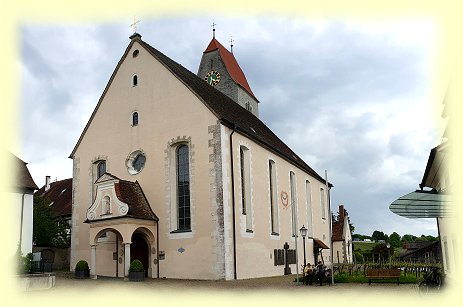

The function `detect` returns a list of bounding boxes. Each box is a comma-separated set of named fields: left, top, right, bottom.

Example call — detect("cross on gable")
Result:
left=211, top=20, right=217, bottom=38
left=130, top=16, right=141, bottom=33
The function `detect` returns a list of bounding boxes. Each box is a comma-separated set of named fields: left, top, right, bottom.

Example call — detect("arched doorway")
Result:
left=130, top=233, right=149, bottom=277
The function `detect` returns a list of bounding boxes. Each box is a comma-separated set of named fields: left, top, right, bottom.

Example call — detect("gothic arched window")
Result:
left=176, top=145, right=190, bottom=231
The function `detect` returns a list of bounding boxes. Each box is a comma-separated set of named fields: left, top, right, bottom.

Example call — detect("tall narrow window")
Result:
left=132, top=112, right=139, bottom=126
left=132, top=74, right=138, bottom=87
left=320, top=188, right=326, bottom=219
left=97, top=161, right=106, bottom=178
left=240, top=148, right=247, bottom=215
left=240, top=146, right=252, bottom=232
left=305, top=180, right=313, bottom=237
left=290, top=171, right=297, bottom=236
left=177, top=145, right=190, bottom=231
left=269, top=160, right=278, bottom=234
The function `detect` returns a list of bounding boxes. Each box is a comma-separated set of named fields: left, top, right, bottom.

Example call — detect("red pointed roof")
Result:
left=204, top=38, right=257, bottom=100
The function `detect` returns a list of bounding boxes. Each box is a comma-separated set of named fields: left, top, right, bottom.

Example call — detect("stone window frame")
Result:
left=126, top=149, right=146, bottom=175
left=305, top=179, right=313, bottom=238
left=239, top=144, right=253, bottom=234
left=166, top=136, right=195, bottom=239
left=268, top=159, right=279, bottom=236
left=320, top=187, right=326, bottom=220
left=91, top=157, right=108, bottom=202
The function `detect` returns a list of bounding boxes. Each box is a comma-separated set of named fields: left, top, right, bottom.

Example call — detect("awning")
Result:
left=389, top=190, right=452, bottom=218
left=313, top=238, right=329, bottom=249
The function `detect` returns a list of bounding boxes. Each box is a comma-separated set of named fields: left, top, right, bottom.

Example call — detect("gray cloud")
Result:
left=19, top=16, right=439, bottom=237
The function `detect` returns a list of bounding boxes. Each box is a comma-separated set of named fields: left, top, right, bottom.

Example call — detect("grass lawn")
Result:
left=296, top=273, right=418, bottom=284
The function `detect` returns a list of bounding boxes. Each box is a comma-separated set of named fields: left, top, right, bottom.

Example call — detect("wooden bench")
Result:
left=366, top=268, right=401, bottom=285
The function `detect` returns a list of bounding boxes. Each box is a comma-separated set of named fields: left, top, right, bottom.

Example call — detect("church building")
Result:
left=69, top=30, right=332, bottom=280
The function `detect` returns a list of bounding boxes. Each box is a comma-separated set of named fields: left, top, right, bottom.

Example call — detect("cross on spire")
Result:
left=230, top=36, right=234, bottom=53
left=211, top=20, right=217, bottom=38
left=130, top=16, right=141, bottom=34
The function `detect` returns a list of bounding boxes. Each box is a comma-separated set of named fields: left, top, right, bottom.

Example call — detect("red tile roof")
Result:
left=332, top=221, right=344, bottom=241
left=204, top=38, right=257, bottom=100
left=35, top=178, right=72, bottom=218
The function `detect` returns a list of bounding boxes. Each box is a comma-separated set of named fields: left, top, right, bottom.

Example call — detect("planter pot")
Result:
left=129, top=271, right=145, bottom=281
left=75, top=269, right=90, bottom=279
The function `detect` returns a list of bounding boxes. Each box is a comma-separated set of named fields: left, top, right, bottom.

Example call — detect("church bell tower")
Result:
left=197, top=28, right=259, bottom=117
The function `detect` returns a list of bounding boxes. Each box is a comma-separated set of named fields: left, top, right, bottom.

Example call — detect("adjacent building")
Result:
left=10, top=153, right=38, bottom=255
left=332, top=205, right=353, bottom=264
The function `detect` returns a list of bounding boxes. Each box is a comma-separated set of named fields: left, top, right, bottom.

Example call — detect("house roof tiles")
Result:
left=35, top=178, right=72, bottom=218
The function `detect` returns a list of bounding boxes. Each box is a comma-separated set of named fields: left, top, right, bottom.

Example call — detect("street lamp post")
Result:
left=300, top=225, right=308, bottom=268
left=386, top=243, right=391, bottom=268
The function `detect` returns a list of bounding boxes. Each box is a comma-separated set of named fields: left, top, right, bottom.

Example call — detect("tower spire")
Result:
left=211, top=20, right=217, bottom=38
left=230, top=36, right=234, bottom=54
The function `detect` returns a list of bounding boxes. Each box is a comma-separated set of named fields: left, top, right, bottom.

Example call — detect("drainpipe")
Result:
left=19, top=192, right=27, bottom=255
left=116, top=237, right=119, bottom=277
left=436, top=217, right=444, bottom=272
left=325, top=170, right=334, bottom=285
left=157, top=222, right=160, bottom=278
left=229, top=124, right=237, bottom=280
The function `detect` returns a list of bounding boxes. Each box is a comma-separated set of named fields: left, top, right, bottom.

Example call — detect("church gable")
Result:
left=86, top=175, right=128, bottom=221
left=86, top=173, right=158, bottom=222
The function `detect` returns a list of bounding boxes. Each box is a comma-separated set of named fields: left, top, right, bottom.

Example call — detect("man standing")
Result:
left=315, top=261, right=326, bottom=286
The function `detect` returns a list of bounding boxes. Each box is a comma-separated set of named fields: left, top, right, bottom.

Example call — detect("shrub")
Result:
left=17, top=252, right=33, bottom=274
left=129, top=259, right=144, bottom=272
left=75, top=260, right=89, bottom=271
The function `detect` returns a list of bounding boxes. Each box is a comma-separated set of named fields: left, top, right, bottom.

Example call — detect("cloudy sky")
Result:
left=17, top=15, right=442, bottom=237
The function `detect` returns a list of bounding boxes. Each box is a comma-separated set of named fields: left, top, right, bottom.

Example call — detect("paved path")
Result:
left=16, top=272, right=452, bottom=307
left=29, top=271, right=422, bottom=294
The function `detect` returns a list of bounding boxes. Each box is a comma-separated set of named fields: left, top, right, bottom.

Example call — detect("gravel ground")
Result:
left=16, top=272, right=453, bottom=307
left=40, top=271, right=422, bottom=294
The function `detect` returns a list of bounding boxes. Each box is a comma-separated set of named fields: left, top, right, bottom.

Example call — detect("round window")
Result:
left=126, top=150, right=146, bottom=174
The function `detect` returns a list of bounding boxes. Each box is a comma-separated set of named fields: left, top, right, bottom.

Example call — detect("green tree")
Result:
left=33, top=196, right=71, bottom=247
left=371, top=230, right=387, bottom=242
left=401, top=234, right=417, bottom=243
left=389, top=232, right=402, bottom=248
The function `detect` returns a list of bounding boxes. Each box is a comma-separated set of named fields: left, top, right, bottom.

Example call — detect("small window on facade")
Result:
left=126, top=150, right=146, bottom=175
left=132, top=49, right=139, bottom=58
left=132, top=112, right=139, bottom=126
left=97, top=161, right=106, bottom=178
left=132, top=74, right=138, bottom=87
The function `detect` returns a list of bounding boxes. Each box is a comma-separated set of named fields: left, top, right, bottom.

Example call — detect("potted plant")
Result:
left=129, top=259, right=144, bottom=281
left=75, top=260, right=90, bottom=279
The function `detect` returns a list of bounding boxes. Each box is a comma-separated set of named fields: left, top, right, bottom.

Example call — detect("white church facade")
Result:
left=69, top=32, right=332, bottom=280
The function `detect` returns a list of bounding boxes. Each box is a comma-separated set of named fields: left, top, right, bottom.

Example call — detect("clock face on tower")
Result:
left=205, top=70, right=221, bottom=86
